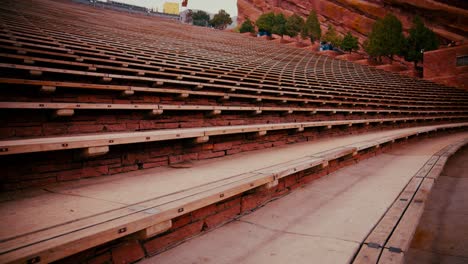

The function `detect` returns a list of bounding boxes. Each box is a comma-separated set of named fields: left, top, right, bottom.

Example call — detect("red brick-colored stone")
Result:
left=191, top=204, right=217, bottom=221
left=104, top=124, right=127, bottom=132
left=240, top=142, right=263, bottom=152
left=216, top=196, right=241, bottom=211
left=213, top=142, right=233, bottom=151
left=15, top=126, right=43, bottom=137
left=171, top=214, right=192, bottom=230
left=204, top=204, right=241, bottom=229
left=240, top=191, right=271, bottom=213
left=42, top=123, right=67, bottom=135
left=144, top=221, right=203, bottom=255
left=283, top=175, right=297, bottom=188
left=111, top=240, right=144, bottom=264
left=226, top=147, right=242, bottom=155
left=67, top=124, right=104, bottom=134
left=169, top=153, right=198, bottom=164
left=108, top=165, right=139, bottom=174
left=85, top=158, right=121, bottom=167
left=198, top=150, right=225, bottom=160
left=87, top=252, right=111, bottom=264
left=142, top=157, right=168, bottom=169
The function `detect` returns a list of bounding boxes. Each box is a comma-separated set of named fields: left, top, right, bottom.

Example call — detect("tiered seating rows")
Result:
left=1, top=116, right=466, bottom=156
left=2, top=101, right=465, bottom=116
left=0, top=16, right=468, bottom=105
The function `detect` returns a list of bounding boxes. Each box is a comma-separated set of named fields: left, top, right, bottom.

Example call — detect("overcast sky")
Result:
left=113, top=0, right=238, bottom=16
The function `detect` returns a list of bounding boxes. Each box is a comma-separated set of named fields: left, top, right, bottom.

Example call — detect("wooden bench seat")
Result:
left=3, top=76, right=466, bottom=112
left=1, top=101, right=465, bottom=117
left=0, top=118, right=466, bottom=156
left=0, top=33, right=62, bottom=48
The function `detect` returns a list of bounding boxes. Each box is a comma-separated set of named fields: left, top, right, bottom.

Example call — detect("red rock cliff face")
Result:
left=238, top=0, right=468, bottom=44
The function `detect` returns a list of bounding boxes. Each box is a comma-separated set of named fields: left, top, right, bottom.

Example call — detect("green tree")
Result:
left=255, top=12, right=276, bottom=34
left=272, top=13, right=287, bottom=37
left=364, top=14, right=405, bottom=62
left=403, top=16, right=439, bottom=67
left=285, top=14, right=304, bottom=38
left=322, top=25, right=342, bottom=47
left=302, top=10, right=321, bottom=42
left=209, top=9, right=233, bottom=30
left=192, top=10, right=210, bottom=27
left=340, top=32, right=359, bottom=52
left=239, top=18, right=255, bottom=33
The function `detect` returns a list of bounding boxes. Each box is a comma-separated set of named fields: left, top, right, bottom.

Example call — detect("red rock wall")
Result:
left=237, top=0, right=468, bottom=44
left=424, top=44, right=468, bottom=90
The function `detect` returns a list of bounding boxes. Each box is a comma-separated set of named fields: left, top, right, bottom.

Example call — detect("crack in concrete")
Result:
left=237, top=219, right=360, bottom=244
left=42, top=188, right=128, bottom=206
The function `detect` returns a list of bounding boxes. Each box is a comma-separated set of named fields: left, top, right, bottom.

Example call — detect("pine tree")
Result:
left=340, top=32, right=359, bottom=53
left=239, top=18, right=255, bottom=33
left=285, top=14, right=304, bottom=38
left=272, top=13, right=287, bottom=37
left=403, top=16, right=439, bottom=67
left=302, top=10, right=321, bottom=42
left=364, top=14, right=405, bottom=62
left=255, top=12, right=276, bottom=34
left=322, top=25, right=342, bottom=47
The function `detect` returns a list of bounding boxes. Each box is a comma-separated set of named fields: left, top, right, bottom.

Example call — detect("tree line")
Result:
left=188, top=9, right=232, bottom=30
left=240, top=11, right=439, bottom=66
left=240, top=11, right=359, bottom=53
left=365, top=14, right=438, bottom=67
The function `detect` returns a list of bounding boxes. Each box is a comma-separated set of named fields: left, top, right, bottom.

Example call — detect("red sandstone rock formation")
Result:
left=237, top=0, right=468, bottom=45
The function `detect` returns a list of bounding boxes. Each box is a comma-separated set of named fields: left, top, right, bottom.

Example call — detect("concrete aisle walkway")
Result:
left=405, top=145, right=468, bottom=264
left=142, top=133, right=468, bottom=264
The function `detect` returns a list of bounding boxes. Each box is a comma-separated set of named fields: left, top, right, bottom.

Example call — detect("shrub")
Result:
left=322, top=25, right=342, bottom=47
left=340, top=32, right=359, bottom=52
left=239, top=18, right=255, bottom=33
left=285, top=14, right=304, bottom=38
